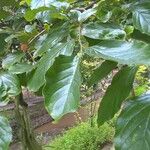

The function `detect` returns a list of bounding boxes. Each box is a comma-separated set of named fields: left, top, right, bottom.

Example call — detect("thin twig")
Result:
left=28, top=29, right=45, bottom=45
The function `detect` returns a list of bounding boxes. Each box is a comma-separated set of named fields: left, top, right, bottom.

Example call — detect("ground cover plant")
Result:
left=46, top=121, right=114, bottom=150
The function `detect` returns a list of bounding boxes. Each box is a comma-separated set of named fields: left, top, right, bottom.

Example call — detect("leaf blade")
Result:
left=0, top=116, right=12, bottom=150
left=97, top=66, right=137, bottom=125
left=114, top=94, right=150, bottom=150
left=43, top=55, right=81, bottom=120
left=82, top=23, right=126, bottom=40
left=132, top=2, right=150, bottom=35
left=88, top=60, right=117, bottom=87
left=86, top=40, right=150, bottom=65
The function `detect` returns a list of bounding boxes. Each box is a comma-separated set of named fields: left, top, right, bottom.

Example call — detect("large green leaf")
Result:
left=27, top=44, right=64, bottom=92
left=86, top=40, right=150, bottom=65
left=2, top=52, right=25, bottom=69
left=132, top=2, right=150, bottom=35
left=115, top=94, right=150, bottom=150
left=88, top=60, right=117, bottom=87
left=97, top=66, right=137, bottom=125
left=43, top=55, right=81, bottom=120
left=0, top=116, right=12, bottom=150
left=33, top=24, right=69, bottom=57
left=82, top=23, right=126, bottom=40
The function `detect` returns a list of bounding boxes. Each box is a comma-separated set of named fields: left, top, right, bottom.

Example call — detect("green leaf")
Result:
left=60, top=39, right=75, bottom=56
left=88, top=61, right=117, bottom=87
left=2, top=52, right=25, bottom=69
left=17, top=73, right=27, bottom=87
left=22, top=0, right=31, bottom=5
left=115, top=94, right=150, bottom=150
left=0, top=72, right=21, bottom=104
left=30, top=0, right=55, bottom=9
left=43, top=55, right=81, bottom=120
left=27, top=44, right=64, bottom=92
left=132, top=2, right=150, bottom=35
left=131, top=29, right=150, bottom=43
left=78, top=8, right=96, bottom=22
left=86, top=40, right=150, bottom=65
left=0, top=34, right=8, bottom=56
left=82, top=23, right=126, bottom=40
left=97, top=10, right=112, bottom=23
left=0, top=72, right=21, bottom=96
left=97, top=66, right=137, bottom=125
left=8, top=63, right=34, bottom=74
left=24, top=24, right=36, bottom=33
left=0, top=116, right=12, bottom=150
left=24, top=7, right=51, bottom=22
left=30, top=0, right=69, bottom=9
left=34, top=24, right=69, bottom=57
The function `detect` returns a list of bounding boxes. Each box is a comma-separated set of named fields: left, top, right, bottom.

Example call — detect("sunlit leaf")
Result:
left=43, top=55, right=81, bottom=120
left=86, top=40, right=150, bottom=65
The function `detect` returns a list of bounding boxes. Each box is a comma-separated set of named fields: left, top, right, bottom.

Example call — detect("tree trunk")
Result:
left=15, top=93, right=42, bottom=150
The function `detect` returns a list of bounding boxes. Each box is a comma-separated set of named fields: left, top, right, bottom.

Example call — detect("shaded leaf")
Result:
left=97, top=66, right=137, bottom=125
left=43, top=56, right=81, bottom=120
left=115, top=94, right=150, bottom=150
left=88, top=61, right=117, bottom=87
left=86, top=40, right=150, bottom=65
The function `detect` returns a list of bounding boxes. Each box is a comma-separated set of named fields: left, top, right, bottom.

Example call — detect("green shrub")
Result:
left=135, top=66, right=149, bottom=95
left=45, top=122, right=114, bottom=150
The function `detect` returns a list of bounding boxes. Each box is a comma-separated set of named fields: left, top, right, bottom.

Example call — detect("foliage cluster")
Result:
left=0, top=0, right=150, bottom=149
